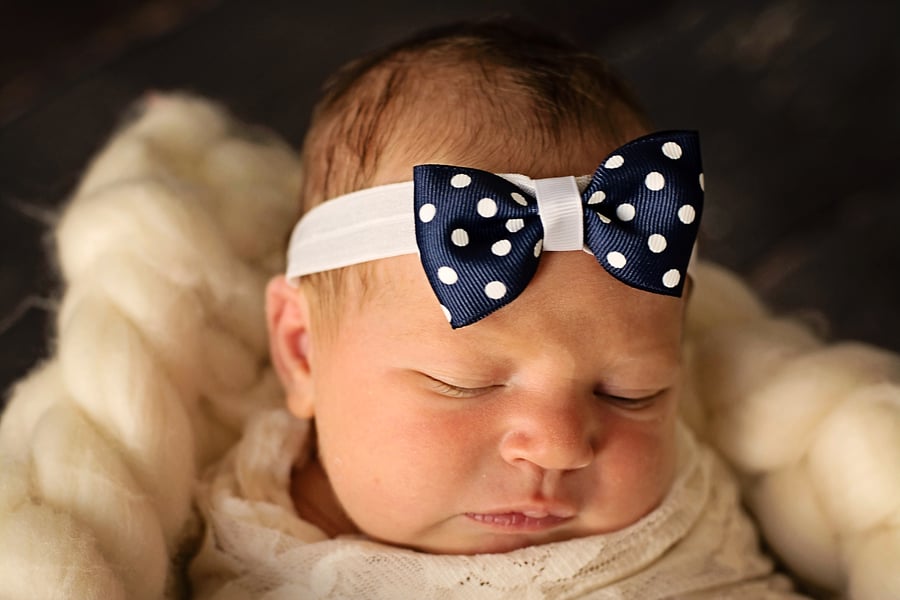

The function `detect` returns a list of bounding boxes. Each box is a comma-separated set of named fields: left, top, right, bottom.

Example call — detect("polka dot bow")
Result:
left=413, top=130, right=704, bottom=328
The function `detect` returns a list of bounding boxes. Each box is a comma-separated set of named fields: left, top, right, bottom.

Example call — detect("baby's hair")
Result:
left=296, top=18, right=653, bottom=326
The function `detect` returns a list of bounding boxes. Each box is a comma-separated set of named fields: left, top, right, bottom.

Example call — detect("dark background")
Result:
left=2, top=0, right=898, bottom=408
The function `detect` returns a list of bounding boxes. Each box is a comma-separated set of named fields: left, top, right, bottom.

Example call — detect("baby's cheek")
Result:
left=315, top=405, right=459, bottom=521
left=603, top=412, right=678, bottom=510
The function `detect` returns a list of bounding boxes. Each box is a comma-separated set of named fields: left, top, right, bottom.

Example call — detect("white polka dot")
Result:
left=663, top=269, right=681, bottom=288
left=605, top=155, right=624, bottom=169
left=477, top=197, right=498, bottom=218
left=418, top=203, right=436, bottom=223
left=606, top=251, right=627, bottom=268
left=491, top=239, right=512, bottom=256
left=451, top=228, right=469, bottom=246
left=662, top=141, right=683, bottom=159
left=587, top=190, right=606, bottom=204
left=484, top=281, right=507, bottom=300
left=506, top=218, right=525, bottom=233
left=645, top=171, right=665, bottom=191
left=678, top=205, right=696, bottom=224
left=699, top=173, right=705, bottom=191
left=534, top=239, right=543, bottom=257
left=437, top=266, right=458, bottom=284
left=440, top=305, right=452, bottom=323
left=648, top=234, right=667, bottom=253
left=511, top=192, right=528, bottom=206
left=596, top=212, right=611, bottom=224
left=450, top=173, right=471, bottom=188
left=616, top=203, right=636, bottom=222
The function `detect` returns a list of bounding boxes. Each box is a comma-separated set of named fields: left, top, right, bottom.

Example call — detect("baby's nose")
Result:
left=498, top=396, right=596, bottom=472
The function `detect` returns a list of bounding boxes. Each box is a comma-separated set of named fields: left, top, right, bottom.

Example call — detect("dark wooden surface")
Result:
left=2, top=0, right=898, bottom=407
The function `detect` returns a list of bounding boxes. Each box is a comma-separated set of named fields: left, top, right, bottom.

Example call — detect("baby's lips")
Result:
left=476, top=502, right=578, bottom=520
left=464, top=511, right=573, bottom=530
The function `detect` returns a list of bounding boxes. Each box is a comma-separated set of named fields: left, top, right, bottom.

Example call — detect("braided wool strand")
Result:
left=0, top=94, right=299, bottom=598
left=683, top=263, right=900, bottom=598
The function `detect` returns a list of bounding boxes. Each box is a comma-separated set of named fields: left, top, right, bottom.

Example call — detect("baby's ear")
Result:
left=266, top=275, right=316, bottom=419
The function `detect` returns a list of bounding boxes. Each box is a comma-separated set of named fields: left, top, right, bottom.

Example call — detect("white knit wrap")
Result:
left=1, top=94, right=898, bottom=598
left=190, top=410, right=800, bottom=599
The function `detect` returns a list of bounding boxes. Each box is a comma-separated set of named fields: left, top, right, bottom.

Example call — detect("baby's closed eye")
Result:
left=594, top=387, right=669, bottom=410
left=419, top=372, right=502, bottom=399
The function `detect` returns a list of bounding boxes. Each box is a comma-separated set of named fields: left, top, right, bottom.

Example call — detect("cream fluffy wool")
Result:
left=0, top=94, right=898, bottom=598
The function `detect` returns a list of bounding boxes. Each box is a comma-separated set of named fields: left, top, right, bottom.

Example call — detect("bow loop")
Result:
left=413, top=165, right=544, bottom=327
left=582, top=131, right=703, bottom=295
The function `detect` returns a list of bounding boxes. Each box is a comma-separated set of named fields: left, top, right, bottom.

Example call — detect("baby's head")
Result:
left=267, top=19, right=700, bottom=554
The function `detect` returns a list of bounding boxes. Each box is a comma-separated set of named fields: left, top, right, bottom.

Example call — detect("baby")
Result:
left=269, top=19, right=694, bottom=555
left=2, top=16, right=897, bottom=600
left=190, top=18, right=802, bottom=597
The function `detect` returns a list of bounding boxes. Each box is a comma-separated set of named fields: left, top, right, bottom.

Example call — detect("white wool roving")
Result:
left=1, top=93, right=898, bottom=598
left=0, top=94, right=299, bottom=598
left=685, top=262, right=900, bottom=597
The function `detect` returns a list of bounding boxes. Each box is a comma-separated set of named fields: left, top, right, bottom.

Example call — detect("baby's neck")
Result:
left=291, top=456, right=359, bottom=537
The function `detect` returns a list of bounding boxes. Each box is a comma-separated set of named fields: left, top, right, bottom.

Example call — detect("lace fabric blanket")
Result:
left=190, top=409, right=801, bottom=599
left=1, top=94, right=899, bottom=599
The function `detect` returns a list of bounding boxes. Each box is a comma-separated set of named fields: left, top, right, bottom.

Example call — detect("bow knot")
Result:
left=413, top=130, right=703, bottom=328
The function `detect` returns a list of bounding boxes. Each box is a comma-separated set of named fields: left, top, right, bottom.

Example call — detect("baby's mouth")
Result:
left=465, top=510, right=573, bottom=531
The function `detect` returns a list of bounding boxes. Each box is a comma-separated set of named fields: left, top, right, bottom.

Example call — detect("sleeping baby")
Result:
left=4, top=16, right=898, bottom=600
left=189, top=19, right=805, bottom=598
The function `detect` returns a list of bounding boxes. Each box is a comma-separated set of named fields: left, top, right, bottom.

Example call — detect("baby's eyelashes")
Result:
left=420, top=373, right=501, bottom=399
left=417, top=369, right=671, bottom=409
left=595, top=389, right=667, bottom=410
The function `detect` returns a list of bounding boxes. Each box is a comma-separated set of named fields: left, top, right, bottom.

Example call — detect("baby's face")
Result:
left=302, top=250, right=684, bottom=554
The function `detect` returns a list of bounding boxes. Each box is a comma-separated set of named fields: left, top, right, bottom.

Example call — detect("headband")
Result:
left=287, top=130, right=703, bottom=328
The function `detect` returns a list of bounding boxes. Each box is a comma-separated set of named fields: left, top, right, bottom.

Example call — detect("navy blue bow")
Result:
left=413, top=130, right=703, bottom=328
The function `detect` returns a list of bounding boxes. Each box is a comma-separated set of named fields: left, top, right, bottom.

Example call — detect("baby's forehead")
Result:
left=335, top=255, right=684, bottom=391
left=359, top=252, right=685, bottom=346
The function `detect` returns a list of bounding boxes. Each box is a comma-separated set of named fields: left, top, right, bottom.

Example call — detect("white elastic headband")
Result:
left=286, top=173, right=609, bottom=279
